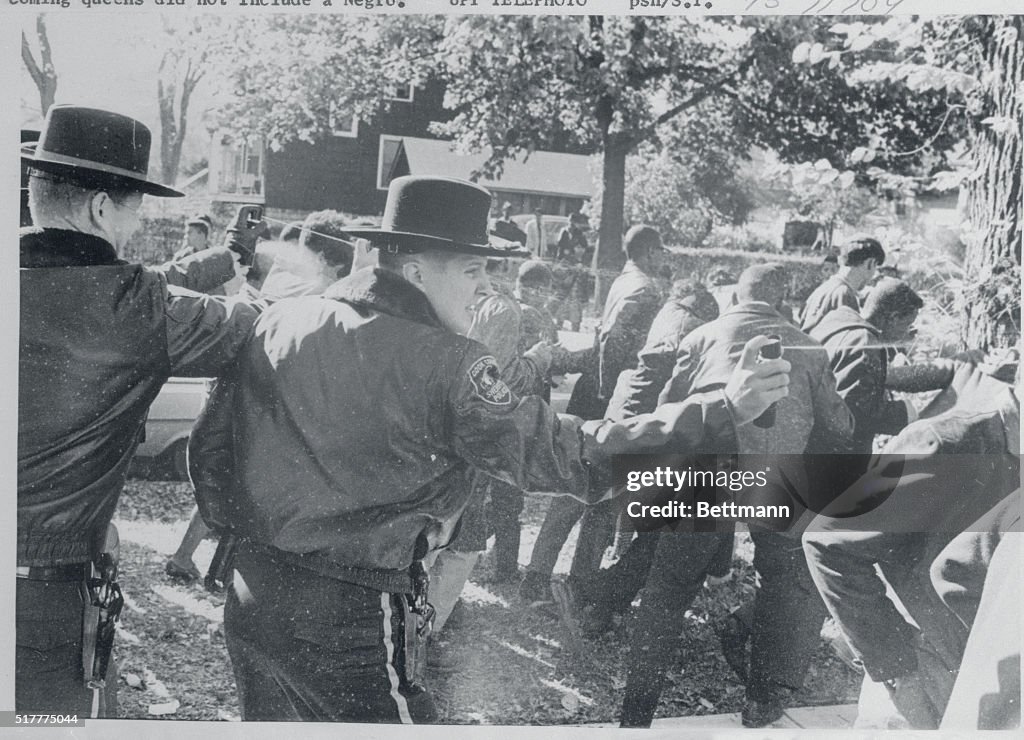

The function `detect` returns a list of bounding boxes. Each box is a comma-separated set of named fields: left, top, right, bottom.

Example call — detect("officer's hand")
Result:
left=725, top=335, right=791, bottom=427
left=224, top=205, right=265, bottom=267
left=887, top=671, right=940, bottom=729
left=525, top=341, right=554, bottom=372
left=548, top=344, right=572, bottom=375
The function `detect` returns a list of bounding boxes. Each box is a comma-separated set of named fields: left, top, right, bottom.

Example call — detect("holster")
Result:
left=402, top=561, right=435, bottom=687
left=82, top=524, right=123, bottom=691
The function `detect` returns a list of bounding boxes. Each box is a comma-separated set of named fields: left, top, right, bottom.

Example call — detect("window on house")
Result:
left=377, top=135, right=404, bottom=190
left=386, top=83, right=414, bottom=102
left=329, top=100, right=359, bottom=138
left=212, top=134, right=265, bottom=200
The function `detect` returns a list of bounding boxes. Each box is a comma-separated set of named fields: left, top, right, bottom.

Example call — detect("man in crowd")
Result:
left=256, top=209, right=354, bottom=300
left=17, top=105, right=263, bottom=716
left=173, top=213, right=214, bottom=260
left=803, top=356, right=1020, bottom=729
left=189, top=176, right=793, bottom=723
left=521, top=225, right=666, bottom=604
left=800, top=236, right=885, bottom=333
left=619, top=263, right=854, bottom=728
left=554, top=278, right=724, bottom=638
left=554, top=211, right=590, bottom=263
left=808, top=278, right=923, bottom=455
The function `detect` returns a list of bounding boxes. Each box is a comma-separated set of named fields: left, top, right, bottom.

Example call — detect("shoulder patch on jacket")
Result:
left=467, top=355, right=512, bottom=406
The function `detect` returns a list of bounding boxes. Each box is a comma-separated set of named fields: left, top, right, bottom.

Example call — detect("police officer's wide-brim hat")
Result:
left=345, top=176, right=529, bottom=258
left=20, top=105, right=184, bottom=198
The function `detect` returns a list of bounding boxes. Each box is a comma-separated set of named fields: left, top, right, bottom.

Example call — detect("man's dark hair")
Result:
left=841, top=236, right=886, bottom=267
left=670, top=279, right=719, bottom=323
left=517, top=260, right=553, bottom=289
left=301, top=210, right=354, bottom=271
left=862, top=278, right=923, bottom=322
left=624, top=225, right=662, bottom=261
left=279, top=221, right=304, bottom=242
left=706, top=265, right=736, bottom=286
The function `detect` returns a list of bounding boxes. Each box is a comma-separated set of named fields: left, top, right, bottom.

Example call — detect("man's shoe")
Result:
left=741, top=697, right=786, bottom=728
left=550, top=578, right=588, bottom=654
left=165, top=559, right=200, bottom=581
left=714, top=613, right=750, bottom=683
left=518, top=571, right=554, bottom=606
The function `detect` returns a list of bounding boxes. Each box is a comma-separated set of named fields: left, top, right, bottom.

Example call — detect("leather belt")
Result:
left=16, top=563, right=91, bottom=581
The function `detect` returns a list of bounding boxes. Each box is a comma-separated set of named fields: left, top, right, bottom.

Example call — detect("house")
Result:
left=207, top=80, right=595, bottom=228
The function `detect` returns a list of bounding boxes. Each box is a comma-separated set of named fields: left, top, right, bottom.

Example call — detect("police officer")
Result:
left=17, top=105, right=264, bottom=716
left=190, top=176, right=792, bottom=723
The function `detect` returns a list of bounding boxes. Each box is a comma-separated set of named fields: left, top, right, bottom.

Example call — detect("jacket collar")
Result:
left=20, top=227, right=121, bottom=268
left=323, top=267, right=441, bottom=327
left=812, top=305, right=880, bottom=341
left=721, top=300, right=782, bottom=319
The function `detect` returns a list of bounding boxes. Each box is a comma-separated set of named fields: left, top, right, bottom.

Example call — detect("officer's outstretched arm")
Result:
left=447, top=351, right=594, bottom=503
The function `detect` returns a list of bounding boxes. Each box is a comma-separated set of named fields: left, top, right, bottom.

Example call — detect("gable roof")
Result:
left=393, top=137, right=594, bottom=199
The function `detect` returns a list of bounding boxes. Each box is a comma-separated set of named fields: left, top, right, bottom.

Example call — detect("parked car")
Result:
left=510, top=214, right=570, bottom=257
left=133, top=377, right=209, bottom=480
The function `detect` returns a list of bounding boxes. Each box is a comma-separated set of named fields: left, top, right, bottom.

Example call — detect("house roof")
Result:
left=395, top=137, right=594, bottom=199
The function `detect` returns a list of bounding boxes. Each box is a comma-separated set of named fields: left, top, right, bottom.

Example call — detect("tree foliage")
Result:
left=212, top=16, right=442, bottom=152
left=787, top=16, right=1022, bottom=348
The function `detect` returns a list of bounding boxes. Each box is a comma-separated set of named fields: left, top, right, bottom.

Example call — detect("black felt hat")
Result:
left=345, top=176, right=529, bottom=258
left=20, top=105, right=184, bottom=198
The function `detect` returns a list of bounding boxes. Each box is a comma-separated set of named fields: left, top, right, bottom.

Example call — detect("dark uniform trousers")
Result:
left=224, top=544, right=436, bottom=723
left=620, top=530, right=826, bottom=727
left=16, top=578, right=118, bottom=717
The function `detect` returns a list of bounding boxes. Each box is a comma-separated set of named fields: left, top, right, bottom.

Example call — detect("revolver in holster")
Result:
left=83, top=525, right=124, bottom=691
left=402, top=560, right=436, bottom=686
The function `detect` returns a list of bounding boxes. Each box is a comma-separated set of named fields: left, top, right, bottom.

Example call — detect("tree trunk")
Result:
left=21, top=17, right=57, bottom=116
left=960, top=16, right=1022, bottom=350
left=593, top=133, right=629, bottom=310
left=157, top=73, right=178, bottom=186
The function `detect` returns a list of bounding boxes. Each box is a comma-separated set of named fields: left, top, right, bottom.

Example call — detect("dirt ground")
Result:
left=110, top=478, right=861, bottom=724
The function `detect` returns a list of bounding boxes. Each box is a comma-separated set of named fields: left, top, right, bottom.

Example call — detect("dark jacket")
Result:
left=606, top=292, right=719, bottom=421
left=598, top=262, right=663, bottom=401
left=799, top=274, right=860, bottom=333
left=190, top=268, right=594, bottom=578
left=18, top=228, right=259, bottom=566
left=157, top=247, right=237, bottom=294
left=660, top=301, right=854, bottom=456
left=809, top=305, right=910, bottom=453
left=803, top=363, right=1020, bottom=685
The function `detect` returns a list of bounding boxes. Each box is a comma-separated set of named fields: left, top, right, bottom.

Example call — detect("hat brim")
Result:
left=21, top=143, right=185, bottom=198
left=344, top=228, right=530, bottom=258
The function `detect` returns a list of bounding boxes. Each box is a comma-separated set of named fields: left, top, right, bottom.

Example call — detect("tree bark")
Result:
left=960, top=16, right=1022, bottom=350
left=593, top=133, right=629, bottom=310
left=158, top=51, right=204, bottom=186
